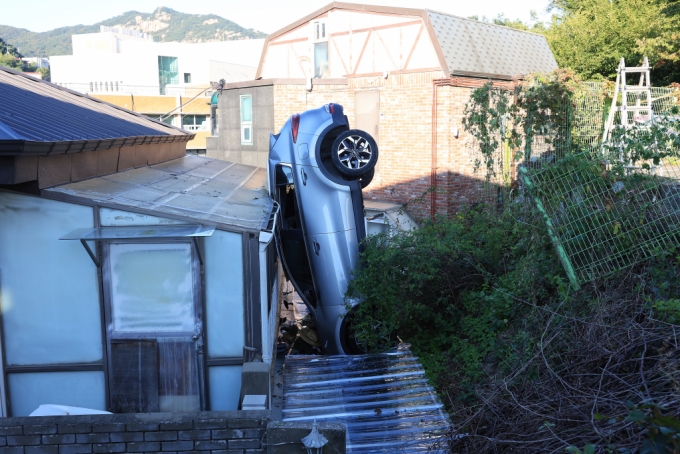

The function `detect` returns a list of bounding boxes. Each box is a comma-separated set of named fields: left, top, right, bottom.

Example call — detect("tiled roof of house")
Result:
left=0, top=67, right=190, bottom=154
left=426, top=10, right=557, bottom=78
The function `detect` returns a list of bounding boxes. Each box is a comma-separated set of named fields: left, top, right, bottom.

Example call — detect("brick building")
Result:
left=207, top=2, right=557, bottom=218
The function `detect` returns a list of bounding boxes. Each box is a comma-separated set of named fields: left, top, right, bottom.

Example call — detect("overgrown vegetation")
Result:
left=346, top=73, right=680, bottom=452
left=347, top=202, right=680, bottom=452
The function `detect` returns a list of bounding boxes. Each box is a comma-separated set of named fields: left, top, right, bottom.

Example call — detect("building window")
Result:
left=312, top=20, right=329, bottom=78
left=158, top=56, right=179, bottom=95
left=182, top=115, right=208, bottom=132
left=145, top=114, right=175, bottom=126
left=184, top=73, right=192, bottom=83
left=240, top=95, right=253, bottom=145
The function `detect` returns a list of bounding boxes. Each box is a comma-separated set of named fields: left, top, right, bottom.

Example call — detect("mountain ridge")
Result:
left=0, top=7, right=267, bottom=57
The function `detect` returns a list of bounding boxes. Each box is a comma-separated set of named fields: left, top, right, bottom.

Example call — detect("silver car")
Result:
left=268, top=103, right=378, bottom=355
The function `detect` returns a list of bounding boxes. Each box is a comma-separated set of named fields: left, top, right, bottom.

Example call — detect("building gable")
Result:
left=256, top=2, right=557, bottom=81
left=258, top=5, right=442, bottom=79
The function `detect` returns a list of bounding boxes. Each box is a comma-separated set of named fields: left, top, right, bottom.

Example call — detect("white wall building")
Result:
left=51, top=26, right=265, bottom=96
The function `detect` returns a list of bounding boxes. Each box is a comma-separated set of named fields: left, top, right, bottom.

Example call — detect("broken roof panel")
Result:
left=0, top=67, right=187, bottom=144
left=283, top=347, right=450, bottom=453
left=44, top=155, right=273, bottom=232
left=426, top=10, right=557, bottom=78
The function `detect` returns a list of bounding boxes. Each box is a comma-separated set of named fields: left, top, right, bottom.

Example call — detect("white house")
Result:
left=50, top=26, right=265, bottom=96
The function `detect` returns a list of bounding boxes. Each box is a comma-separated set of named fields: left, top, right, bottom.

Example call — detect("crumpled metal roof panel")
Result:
left=282, top=347, right=450, bottom=453
left=426, top=10, right=558, bottom=78
left=45, top=155, right=273, bottom=232
left=0, top=67, right=186, bottom=143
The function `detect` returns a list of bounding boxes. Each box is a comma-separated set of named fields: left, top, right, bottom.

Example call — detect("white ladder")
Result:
left=602, top=57, right=654, bottom=144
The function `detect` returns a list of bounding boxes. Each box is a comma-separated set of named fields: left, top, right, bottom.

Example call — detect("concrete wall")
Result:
left=207, top=85, right=274, bottom=168
left=0, top=410, right=268, bottom=454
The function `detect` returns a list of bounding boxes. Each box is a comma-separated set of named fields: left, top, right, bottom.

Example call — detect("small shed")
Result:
left=206, top=2, right=558, bottom=218
left=0, top=68, right=278, bottom=417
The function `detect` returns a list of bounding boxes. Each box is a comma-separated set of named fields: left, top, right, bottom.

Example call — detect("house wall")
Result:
left=208, top=72, right=511, bottom=218
left=0, top=142, right=187, bottom=188
left=207, top=85, right=274, bottom=168
left=0, top=195, right=263, bottom=416
left=0, top=193, right=104, bottom=417
left=260, top=9, right=440, bottom=79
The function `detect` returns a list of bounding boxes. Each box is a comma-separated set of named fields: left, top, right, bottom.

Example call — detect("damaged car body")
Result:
left=268, top=103, right=378, bottom=355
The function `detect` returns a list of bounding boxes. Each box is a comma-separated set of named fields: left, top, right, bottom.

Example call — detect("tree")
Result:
left=544, top=0, right=680, bottom=82
left=0, top=53, right=23, bottom=70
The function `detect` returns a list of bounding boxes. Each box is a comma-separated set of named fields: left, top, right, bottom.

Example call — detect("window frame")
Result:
left=240, top=94, right=253, bottom=146
left=102, top=239, right=203, bottom=341
left=311, top=20, right=330, bottom=78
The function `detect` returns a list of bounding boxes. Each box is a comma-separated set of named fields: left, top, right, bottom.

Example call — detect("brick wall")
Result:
left=272, top=71, right=498, bottom=220
left=0, top=410, right=268, bottom=454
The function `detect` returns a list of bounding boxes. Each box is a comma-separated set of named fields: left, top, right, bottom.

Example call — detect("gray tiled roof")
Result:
left=0, top=67, right=186, bottom=143
left=427, top=11, right=558, bottom=77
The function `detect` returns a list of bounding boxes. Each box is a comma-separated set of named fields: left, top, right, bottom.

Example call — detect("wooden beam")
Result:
left=375, top=31, right=398, bottom=70
left=331, top=38, right=349, bottom=76
left=330, top=19, right=421, bottom=37
left=403, top=25, right=424, bottom=70
left=352, top=30, right=372, bottom=75
left=270, top=37, right=308, bottom=46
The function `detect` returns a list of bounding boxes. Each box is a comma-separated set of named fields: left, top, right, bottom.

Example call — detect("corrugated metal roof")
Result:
left=0, top=67, right=186, bottom=143
left=44, top=155, right=274, bottom=232
left=426, top=11, right=557, bottom=78
left=282, top=348, right=450, bottom=453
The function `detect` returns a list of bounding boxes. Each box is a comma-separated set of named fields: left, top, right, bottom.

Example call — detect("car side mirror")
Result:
left=275, top=165, right=294, bottom=186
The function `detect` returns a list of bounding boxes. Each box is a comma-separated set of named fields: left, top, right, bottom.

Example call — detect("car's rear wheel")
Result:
left=331, top=130, right=379, bottom=178
left=340, top=305, right=369, bottom=354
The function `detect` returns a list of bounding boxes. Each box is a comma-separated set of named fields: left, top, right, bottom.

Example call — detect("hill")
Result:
left=0, top=7, right=267, bottom=57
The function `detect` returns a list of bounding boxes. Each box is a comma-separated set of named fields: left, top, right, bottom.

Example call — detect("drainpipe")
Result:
left=258, top=205, right=279, bottom=365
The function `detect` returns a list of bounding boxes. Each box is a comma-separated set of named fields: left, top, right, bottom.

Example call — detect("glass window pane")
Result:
left=110, top=243, right=196, bottom=333
left=314, top=42, right=329, bottom=78
left=244, top=127, right=251, bottom=141
left=0, top=193, right=102, bottom=366
left=9, top=372, right=106, bottom=417
left=204, top=230, right=244, bottom=358
left=209, top=366, right=242, bottom=411
left=158, top=56, right=179, bottom=95
left=241, top=96, right=252, bottom=122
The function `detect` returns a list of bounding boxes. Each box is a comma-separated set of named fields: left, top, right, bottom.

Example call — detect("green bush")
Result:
left=346, top=203, right=565, bottom=394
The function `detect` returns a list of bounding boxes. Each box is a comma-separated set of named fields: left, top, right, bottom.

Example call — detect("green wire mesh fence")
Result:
left=467, top=82, right=680, bottom=288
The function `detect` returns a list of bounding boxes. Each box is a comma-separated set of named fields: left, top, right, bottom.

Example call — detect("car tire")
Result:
left=331, top=129, right=379, bottom=178
left=359, top=167, right=375, bottom=189
left=339, top=306, right=369, bottom=354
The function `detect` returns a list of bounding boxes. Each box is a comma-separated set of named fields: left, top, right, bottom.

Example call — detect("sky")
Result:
left=1, top=0, right=552, bottom=34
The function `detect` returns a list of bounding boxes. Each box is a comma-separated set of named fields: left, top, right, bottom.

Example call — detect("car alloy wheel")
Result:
left=331, top=129, right=379, bottom=178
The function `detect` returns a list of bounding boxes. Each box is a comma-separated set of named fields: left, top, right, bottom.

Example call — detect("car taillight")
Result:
left=329, top=103, right=335, bottom=114
left=291, top=113, right=300, bottom=143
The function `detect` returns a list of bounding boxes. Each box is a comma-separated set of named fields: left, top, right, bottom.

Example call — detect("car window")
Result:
left=275, top=165, right=317, bottom=308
